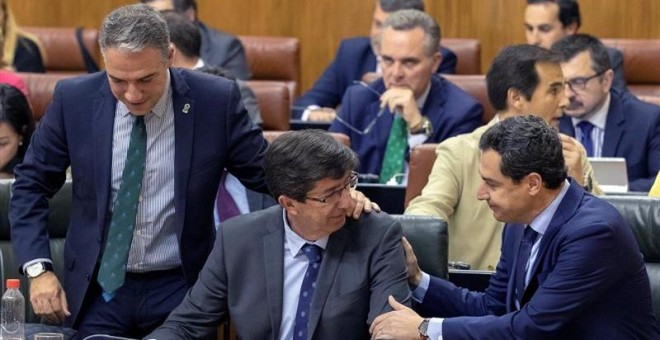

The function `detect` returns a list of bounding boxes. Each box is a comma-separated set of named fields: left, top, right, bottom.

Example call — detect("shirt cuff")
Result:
left=428, top=318, right=444, bottom=339
left=408, top=133, right=427, bottom=147
left=411, top=271, right=431, bottom=303
left=300, top=105, right=320, bottom=121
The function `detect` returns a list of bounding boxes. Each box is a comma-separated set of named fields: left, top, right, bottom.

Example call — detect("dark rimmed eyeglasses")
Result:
left=304, top=171, right=359, bottom=204
left=564, top=71, right=605, bottom=92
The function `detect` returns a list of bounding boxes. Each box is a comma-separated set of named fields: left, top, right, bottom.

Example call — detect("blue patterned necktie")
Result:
left=379, top=115, right=408, bottom=184
left=577, top=121, right=595, bottom=157
left=516, top=226, right=538, bottom=307
left=293, top=244, right=324, bottom=339
left=98, top=115, right=147, bottom=301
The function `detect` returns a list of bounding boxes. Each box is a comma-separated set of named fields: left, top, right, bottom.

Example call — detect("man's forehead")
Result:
left=525, top=2, right=561, bottom=24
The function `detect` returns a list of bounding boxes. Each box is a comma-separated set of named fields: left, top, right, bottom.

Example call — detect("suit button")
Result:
left=86, top=273, right=90, bottom=281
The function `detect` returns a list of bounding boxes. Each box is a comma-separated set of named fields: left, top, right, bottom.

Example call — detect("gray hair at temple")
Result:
left=374, top=9, right=441, bottom=57
left=99, top=4, right=171, bottom=61
left=379, top=0, right=425, bottom=12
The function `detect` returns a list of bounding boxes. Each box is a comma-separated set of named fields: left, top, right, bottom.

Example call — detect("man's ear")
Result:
left=564, top=22, right=579, bottom=35
left=508, top=88, right=526, bottom=112
left=278, top=195, right=299, bottom=216
left=526, top=172, right=543, bottom=196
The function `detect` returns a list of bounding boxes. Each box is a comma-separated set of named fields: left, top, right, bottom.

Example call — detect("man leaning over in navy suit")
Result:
left=370, top=115, right=657, bottom=339
left=147, top=130, right=410, bottom=339
left=9, top=5, right=377, bottom=339
left=329, top=9, right=482, bottom=184
left=293, top=0, right=458, bottom=121
left=552, top=34, right=660, bottom=192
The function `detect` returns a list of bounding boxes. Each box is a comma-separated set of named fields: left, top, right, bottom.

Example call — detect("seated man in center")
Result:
left=147, top=130, right=411, bottom=339
left=329, top=9, right=483, bottom=185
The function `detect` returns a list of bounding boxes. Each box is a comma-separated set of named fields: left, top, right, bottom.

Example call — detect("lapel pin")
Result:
left=182, top=103, right=190, bottom=114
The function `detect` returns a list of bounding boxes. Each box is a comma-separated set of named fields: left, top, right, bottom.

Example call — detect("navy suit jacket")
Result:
left=559, top=91, right=660, bottom=192
left=329, top=75, right=483, bottom=176
left=9, top=69, right=269, bottom=326
left=147, top=206, right=411, bottom=339
left=293, top=37, right=457, bottom=118
left=416, top=180, right=657, bottom=339
left=198, top=21, right=252, bottom=80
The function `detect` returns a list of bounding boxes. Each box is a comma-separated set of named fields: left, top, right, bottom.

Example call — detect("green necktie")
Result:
left=98, top=116, right=147, bottom=300
left=379, top=115, right=408, bottom=184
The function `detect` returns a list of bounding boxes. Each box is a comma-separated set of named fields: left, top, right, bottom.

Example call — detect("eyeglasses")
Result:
left=304, top=171, right=359, bottom=204
left=333, top=81, right=393, bottom=136
left=564, top=71, right=605, bottom=92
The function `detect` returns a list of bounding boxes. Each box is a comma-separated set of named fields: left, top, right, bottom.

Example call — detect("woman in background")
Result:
left=0, top=83, right=34, bottom=179
left=1, top=0, right=45, bottom=72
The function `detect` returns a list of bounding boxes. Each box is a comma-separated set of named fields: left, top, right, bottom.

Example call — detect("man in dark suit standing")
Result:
left=552, top=34, right=660, bottom=192
left=142, top=0, right=252, bottom=80
left=147, top=130, right=410, bottom=339
left=524, top=0, right=627, bottom=93
left=293, top=0, right=458, bottom=121
left=8, top=5, right=375, bottom=339
left=329, top=9, right=482, bottom=184
left=370, top=115, right=657, bottom=339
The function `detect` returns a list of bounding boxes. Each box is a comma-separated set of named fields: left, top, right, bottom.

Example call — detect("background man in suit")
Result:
left=8, top=5, right=375, bottom=338
left=552, top=33, right=660, bottom=192
left=330, top=9, right=482, bottom=185
left=405, top=44, right=601, bottom=270
left=147, top=130, right=410, bottom=339
left=371, top=115, right=656, bottom=339
left=524, top=0, right=627, bottom=93
left=141, top=0, right=252, bottom=80
left=293, top=0, right=457, bottom=121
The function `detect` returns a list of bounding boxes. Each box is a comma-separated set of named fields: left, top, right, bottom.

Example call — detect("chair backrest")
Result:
left=390, top=214, right=448, bottom=279
left=0, top=179, right=71, bottom=323
left=441, top=38, right=481, bottom=75
left=406, top=144, right=438, bottom=208
left=442, top=74, right=495, bottom=124
left=602, top=39, right=660, bottom=97
left=22, top=26, right=100, bottom=74
left=238, top=35, right=300, bottom=104
left=20, top=72, right=75, bottom=122
left=601, top=195, right=660, bottom=325
left=245, top=80, right=291, bottom=131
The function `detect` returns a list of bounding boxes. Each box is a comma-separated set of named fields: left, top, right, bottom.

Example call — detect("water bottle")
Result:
left=1, top=279, right=24, bottom=340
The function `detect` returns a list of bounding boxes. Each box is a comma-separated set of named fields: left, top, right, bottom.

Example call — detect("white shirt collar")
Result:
left=571, top=93, right=610, bottom=130
left=282, top=209, right=329, bottom=259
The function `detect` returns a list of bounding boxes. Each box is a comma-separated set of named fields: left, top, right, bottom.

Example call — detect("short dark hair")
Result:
left=265, top=130, right=358, bottom=202
left=0, top=84, right=35, bottom=174
left=379, top=0, right=425, bottom=12
left=486, top=44, right=560, bottom=111
left=162, top=10, right=201, bottom=58
left=527, top=0, right=581, bottom=29
left=479, top=115, right=567, bottom=189
left=551, top=33, right=611, bottom=74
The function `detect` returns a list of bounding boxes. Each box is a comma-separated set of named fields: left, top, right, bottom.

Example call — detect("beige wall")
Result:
left=11, top=0, right=660, bottom=93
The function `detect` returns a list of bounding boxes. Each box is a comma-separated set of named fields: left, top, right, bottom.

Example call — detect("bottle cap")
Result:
left=6, top=279, right=20, bottom=289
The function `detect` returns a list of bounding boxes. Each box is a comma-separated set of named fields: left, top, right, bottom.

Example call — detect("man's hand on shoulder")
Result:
left=347, top=189, right=381, bottom=219
left=29, top=272, right=70, bottom=324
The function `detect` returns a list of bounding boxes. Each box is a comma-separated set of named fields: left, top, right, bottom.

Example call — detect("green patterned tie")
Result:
left=98, top=116, right=147, bottom=301
left=379, top=115, right=408, bottom=184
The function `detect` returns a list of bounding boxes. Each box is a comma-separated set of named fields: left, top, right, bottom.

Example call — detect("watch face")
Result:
left=26, top=263, right=45, bottom=278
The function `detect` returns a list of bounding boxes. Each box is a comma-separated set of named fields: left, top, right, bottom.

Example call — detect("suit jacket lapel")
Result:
left=263, top=208, right=285, bottom=339
left=93, top=77, right=117, bottom=237
left=171, top=69, right=195, bottom=236
left=307, top=224, right=349, bottom=338
left=602, top=92, right=625, bottom=157
left=559, top=116, right=576, bottom=137
left=524, top=180, right=583, bottom=300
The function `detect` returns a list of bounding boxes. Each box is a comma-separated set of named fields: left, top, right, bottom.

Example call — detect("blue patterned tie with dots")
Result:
left=98, top=115, right=147, bottom=302
left=293, top=244, right=323, bottom=339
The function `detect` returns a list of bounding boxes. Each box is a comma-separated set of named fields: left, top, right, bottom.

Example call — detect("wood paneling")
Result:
left=11, top=0, right=660, bottom=94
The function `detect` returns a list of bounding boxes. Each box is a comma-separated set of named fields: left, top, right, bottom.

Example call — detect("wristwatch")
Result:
left=409, top=116, right=433, bottom=137
left=25, top=262, right=53, bottom=279
left=418, top=318, right=430, bottom=339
